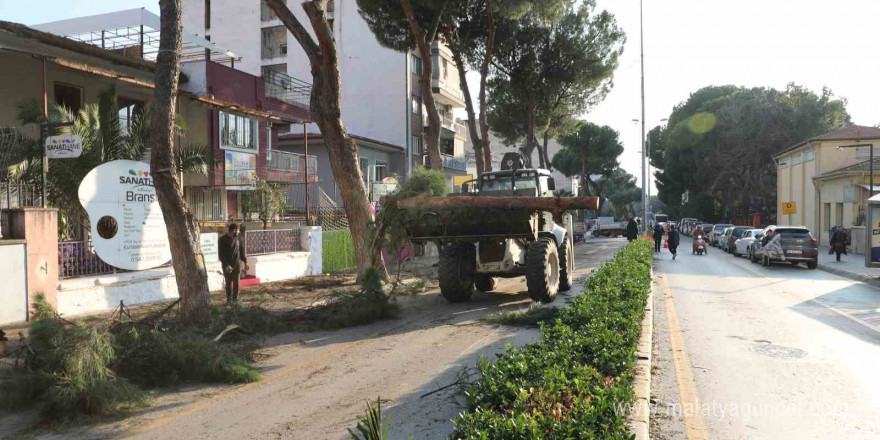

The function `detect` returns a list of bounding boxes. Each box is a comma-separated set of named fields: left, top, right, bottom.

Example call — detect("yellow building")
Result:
left=774, top=125, right=880, bottom=245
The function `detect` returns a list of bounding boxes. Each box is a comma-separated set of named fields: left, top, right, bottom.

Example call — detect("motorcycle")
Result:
left=693, top=236, right=707, bottom=255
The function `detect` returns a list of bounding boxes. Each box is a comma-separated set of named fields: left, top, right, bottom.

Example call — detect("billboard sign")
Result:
left=46, top=134, right=83, bottom=159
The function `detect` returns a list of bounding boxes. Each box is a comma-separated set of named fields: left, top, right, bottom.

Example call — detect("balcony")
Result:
left=264, top=69, right=312, bottom=109
left=268, top=150, right=318, bottom=182
left=440, top=115, right=467, bottom=140
left=431, top=78, right=466, bottom=108
left=442, top=155, right=467, bottom=172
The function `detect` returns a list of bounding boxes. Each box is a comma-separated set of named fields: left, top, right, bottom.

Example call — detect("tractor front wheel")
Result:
left=438, top=244, right=475, bottom=303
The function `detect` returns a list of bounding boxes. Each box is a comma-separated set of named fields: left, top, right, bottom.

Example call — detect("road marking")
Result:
left=660, top=265, right=710, bottom=440
left=728, top=259, right=880, bottom=335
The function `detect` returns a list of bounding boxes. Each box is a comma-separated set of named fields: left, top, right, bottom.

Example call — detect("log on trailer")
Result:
left=395, top=193, right=600, bottom=214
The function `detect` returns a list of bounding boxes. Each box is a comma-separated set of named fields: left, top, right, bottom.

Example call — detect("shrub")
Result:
left=450, top=240, right=652, bottom=439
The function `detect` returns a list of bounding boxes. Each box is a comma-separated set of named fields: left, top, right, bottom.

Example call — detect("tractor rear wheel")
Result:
left=438, top=244, right=475, bottom=303
left=526, top=239, right=560, bottom=303
left=558, top=236, right=574, bottom=292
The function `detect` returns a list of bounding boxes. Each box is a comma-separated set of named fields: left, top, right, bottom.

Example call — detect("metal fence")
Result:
left=244, top=228, right=302, bottom=256
left=58, top=240, right=116, bottom=279
left=1, top=181, right=40, bottom=209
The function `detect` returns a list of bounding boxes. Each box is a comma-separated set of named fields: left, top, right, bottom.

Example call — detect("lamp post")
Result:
left=837, top=143, right=874, bottom=267
left=638, top=0, right=647, bottom=229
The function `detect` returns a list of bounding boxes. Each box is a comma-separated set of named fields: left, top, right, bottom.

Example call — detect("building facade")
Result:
left=182, top=0, right=468, bottom=202
left=773, top=125, right=880, bottom=245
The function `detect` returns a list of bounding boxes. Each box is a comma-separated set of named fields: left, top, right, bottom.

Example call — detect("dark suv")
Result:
left=764, top=226, right=819, bottom=269
left=725, top=226, right=751, bottom=253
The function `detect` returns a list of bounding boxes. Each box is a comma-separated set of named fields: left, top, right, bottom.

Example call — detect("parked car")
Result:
left=699, top=224, right=714, bottom=236
left=710, top=224, right=734, bottom=246
left=748, top=225, right=774, bottom=262
left=752, top=226, right=818, bottom=269
left=725, top=226, right=751, bottom=253
left=718, top=227, right=734, bottom=251
left=733, top=229, right=762, bottom=257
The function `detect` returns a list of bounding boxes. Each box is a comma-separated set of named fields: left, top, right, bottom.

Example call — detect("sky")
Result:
left=4, top=0, right=880, bottom=190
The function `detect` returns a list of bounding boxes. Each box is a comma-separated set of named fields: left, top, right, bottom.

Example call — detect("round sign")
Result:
left=78, top=160, right=172, bottom=270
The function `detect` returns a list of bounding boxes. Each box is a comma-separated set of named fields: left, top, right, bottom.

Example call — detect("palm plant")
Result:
left=6, top=85, right=216, bottom=238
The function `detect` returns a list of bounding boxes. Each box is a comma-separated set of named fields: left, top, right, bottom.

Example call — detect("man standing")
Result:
left=667, top=224, right=680, bottom=260
left=626, top=215, right=638, bottom=242
left=830, top=226, right=848, bottom=262
left=653, top=223, right=665, bottom=253
left=219, top=223, right=249, bottom=304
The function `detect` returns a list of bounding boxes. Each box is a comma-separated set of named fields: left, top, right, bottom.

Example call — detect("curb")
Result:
left=817, top=263, right=880, bottom=289
left=628, top=267, right=654, bottom=440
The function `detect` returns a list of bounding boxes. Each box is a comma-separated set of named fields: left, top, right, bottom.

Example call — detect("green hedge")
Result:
left=323, top=229, right=357, bottom=273
left=450, top=240, right=652, bottom=439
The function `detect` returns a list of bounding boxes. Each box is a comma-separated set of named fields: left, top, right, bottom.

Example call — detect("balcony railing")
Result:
left=441, top=115, right=466, bottom=134
left=245, top=228, right=302, bottom=256
left=268, top=150, right=317, bottom=177
left=431, top=78, right=465, bottom=102
left=442, top=155, right=467, bottom=171
left=263, top=69, right=312, bottom=108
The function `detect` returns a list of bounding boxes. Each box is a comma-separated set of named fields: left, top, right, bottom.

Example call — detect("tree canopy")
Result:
left=552, top=121, right=623, bottom=196
left=652, top=84, right=851, bottom=221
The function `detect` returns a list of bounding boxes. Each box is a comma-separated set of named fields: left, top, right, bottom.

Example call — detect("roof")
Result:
left=0, top=20, right=155, bottom=72
left=775, top=125, right=880, bottom=158
left=814, top=157, right=880, bottom=180
left=279, top=133, right=405, bottom=151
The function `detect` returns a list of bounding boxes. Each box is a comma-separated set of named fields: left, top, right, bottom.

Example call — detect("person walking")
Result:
left=653, top=223, right=664, bottom=253
left=626, top=215, right=639, bottom=242
left=668, top=224, right=680, bottom=260
left=219, top=223, right=249, bottom=305
left=830, top=226, right=848, bottom=262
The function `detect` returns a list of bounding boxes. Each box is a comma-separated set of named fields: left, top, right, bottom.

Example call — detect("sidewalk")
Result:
left=817, top=244, right=880, bottom=286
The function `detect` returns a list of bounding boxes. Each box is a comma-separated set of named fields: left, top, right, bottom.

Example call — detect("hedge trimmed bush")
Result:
left=450, top=240, right=652, bottom=439
left=323, top=229, right=357, bottom=273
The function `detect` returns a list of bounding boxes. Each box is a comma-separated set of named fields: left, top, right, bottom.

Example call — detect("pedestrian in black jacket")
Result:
left=667, top=225, right=680, bottom=260
left=219, top=223, right=249, bottom=304
left=830, top=226, right=848, bottom=262
left=653, top=224, right=665, bottom=252
left=626, top=216, right=638, bottom=242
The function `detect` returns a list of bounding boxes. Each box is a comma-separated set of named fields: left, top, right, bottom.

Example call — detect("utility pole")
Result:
left=639, top=0, right=647, bottom=229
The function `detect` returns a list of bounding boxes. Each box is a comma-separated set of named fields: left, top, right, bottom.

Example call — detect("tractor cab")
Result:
left=460, top=153, right=556, bottom=197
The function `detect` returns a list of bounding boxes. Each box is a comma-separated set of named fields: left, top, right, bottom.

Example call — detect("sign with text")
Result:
left=200, top=232, right=219, bottom=263
left=225, top=151, right=257, bottom=190
left=78, top=160, right=172, bottom=270
left=45, top=134, right=83, bottom=159
left=782, top=202, right=797, bottom=215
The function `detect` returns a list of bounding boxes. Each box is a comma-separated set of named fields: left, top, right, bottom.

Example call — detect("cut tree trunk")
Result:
left=267, top=0, right=386, bottom=278
left=400, top=0, right=442, bottom=171
left=151, top=0, right=211, bottom=324
left=396, top=193, right=601, bottom=213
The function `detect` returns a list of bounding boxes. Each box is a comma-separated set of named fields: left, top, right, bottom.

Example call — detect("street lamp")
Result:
left=638, top=0, right=646, bottom=230
left=837, top=143, right=875, bottom=267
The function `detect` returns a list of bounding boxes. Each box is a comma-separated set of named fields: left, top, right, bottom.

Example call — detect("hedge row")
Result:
left=323, top=229, right=357, bottom=273
left=450, top=240, right=652, bottom=439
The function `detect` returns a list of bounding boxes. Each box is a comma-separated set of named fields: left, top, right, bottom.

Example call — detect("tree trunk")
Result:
left=580, top=144, right=592, bottom=197
left=450, top=39, right=484, bottom=175
left=523, top=107, right=538, bottom=167
left=541, top=130, right=552, bottom=171
left=400, top=0, right=442, bottom=171
left=479, top=0, right=495, bottom=172
left=151, top=0, right=211, bottom=324
left=267, top=0, right=387, bottom=278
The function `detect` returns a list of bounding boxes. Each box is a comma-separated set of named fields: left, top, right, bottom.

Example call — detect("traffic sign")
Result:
left=782, top=202, right=797, bottom=215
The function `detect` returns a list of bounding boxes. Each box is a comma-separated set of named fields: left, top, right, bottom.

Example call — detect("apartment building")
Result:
left=182, top=0, right=468, bottom=202
left=29, top=8, right=313, bottom=222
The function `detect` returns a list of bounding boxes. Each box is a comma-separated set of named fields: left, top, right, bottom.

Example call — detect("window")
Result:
left=260, top=0, right=277, bottom=21
left=375, top=162, right=387, bottom=182
left=411, top=95, right=422, bottom=115
left=411, top=56, right=423, bottom=75
left=360, top=158, right=369, bottom=183
left=261, top=26, right=287, bottom=59
left=117, top=98, right=144, bottom=134
left=441, top=138, right=454, bottom=156
left=280, top=43, right=287, bottom=55
left=411, top=136, right=422, bottom=155
left=205, top=0, right=211, bottom=29
left=266, top=125, right=272, bottom=160
left=54, top=82, right=83, bottom=112
left=219, top=111, right=258, bottom=151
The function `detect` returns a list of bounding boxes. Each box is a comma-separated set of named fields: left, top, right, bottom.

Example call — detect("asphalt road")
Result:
left=23, top=237, right=626, bottom=440
left=651, top=237, right=880, bottom=440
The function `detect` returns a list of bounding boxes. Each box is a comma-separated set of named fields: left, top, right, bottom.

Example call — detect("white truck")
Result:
left=592, top=216, right=627, bottom=237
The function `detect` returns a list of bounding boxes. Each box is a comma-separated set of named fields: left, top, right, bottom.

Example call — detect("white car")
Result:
left=733, top=229, right=763, bottom=257
left=710, top=224, right=734, bottom=246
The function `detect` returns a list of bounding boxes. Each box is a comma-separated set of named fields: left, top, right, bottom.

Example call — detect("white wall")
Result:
left=183, top=0, right=263, bottom=77
left=0, top=242, right=28, bottom=325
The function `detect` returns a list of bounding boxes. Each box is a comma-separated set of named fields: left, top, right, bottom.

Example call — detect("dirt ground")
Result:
left=0, top=237, right=626, bottom=440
